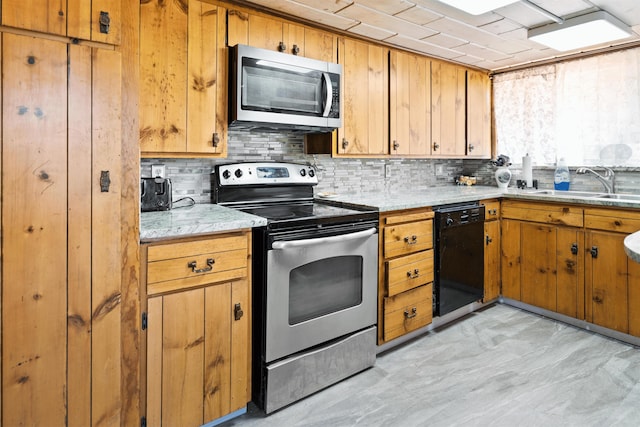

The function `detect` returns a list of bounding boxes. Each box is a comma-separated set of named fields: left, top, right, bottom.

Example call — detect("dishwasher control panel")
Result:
left=435, top=204, right=485, bottom=228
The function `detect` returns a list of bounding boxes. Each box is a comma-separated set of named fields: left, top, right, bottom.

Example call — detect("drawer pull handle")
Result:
left=188, top=258, right=215, bottom=273
left=404, top=235, right=418, bottom=245
left=406, top=269, right=420, bottom=279
left=404, top=307, right=417, bottom=319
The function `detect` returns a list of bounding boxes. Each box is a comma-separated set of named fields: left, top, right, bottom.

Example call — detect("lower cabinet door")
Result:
left=145, top=280, right=249, bottom=427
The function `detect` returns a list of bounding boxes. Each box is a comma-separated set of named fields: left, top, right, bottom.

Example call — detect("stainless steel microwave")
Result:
left=229, top=44, right=341, bottom=133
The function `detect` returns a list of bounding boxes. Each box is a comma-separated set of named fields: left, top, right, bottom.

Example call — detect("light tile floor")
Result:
left=222, top=303, right=640, bottom=427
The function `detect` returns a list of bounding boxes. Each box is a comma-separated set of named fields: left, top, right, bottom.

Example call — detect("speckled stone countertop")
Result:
left=140, top=204, right=267, bottom=242
left=624, top=232, right=640, bottom=263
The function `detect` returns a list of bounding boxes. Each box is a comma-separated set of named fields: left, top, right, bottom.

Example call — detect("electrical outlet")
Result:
left=385, top=164, right=391, bottom=178
left=151, top=164, right=166, bottom=178
left=435, top=164, right=444, bottom=176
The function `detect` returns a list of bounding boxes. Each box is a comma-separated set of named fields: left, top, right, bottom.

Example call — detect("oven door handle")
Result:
left=271, top=227, right=376, bottom=250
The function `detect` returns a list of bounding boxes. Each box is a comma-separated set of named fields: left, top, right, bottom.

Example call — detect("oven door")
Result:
left=265, top=227, right=378, bottom=363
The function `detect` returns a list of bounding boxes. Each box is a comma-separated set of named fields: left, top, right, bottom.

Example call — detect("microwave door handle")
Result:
left=271, top=227, right=376, bottom=250
left=321, top=72, right=332, bottom=118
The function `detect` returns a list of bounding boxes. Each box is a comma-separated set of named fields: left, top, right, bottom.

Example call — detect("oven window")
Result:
left=288, top=255, right=363, bottom=325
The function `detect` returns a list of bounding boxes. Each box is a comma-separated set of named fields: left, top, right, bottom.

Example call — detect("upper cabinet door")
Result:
left=390, top=50, right=431, bottom=157
left=2, top=0, right=120, bottom=44
left=140, top=0, right=227, bottom=157
left=431, top=60, right=466, bottom=157
left=337, top=37, right=388, bottom=156
left=467, top=70, right=492, bottom=158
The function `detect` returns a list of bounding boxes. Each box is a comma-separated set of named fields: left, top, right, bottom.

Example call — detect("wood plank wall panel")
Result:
left=91, top=46, right=123, bottom=427
left=67, top=43, right=93, bottom=427
left=1, top=34, right=68, bottom=427
left=91, top=0, right=122, bottom=44
left=205, top=283, right=232, bottom=420
left=139, top=0, right=188, bottom=152
left=67, top=0, right=92, bottom=40
left=145, top=297, right=163, bottom=427
left=230, top=279, right=250, bottom=412
left=1, top=0, right=66, bottom=35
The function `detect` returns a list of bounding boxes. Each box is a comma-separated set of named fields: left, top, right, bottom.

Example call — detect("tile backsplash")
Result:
left=141, top=130, right=640, bottom=204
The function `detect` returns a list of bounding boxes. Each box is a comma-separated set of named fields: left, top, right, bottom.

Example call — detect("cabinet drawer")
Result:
left=481, top=199, right=500, bottom=221
left=502, top=201, right=583, bottom=227
left=585, top=208, right=640, bottom=234
left=383, top=284, right=432, bottom=341
left=146, top=234, right=248, bottom=295
left=384, top=220, right=433, bottom=258
left=386, top=250, right=433, bottom=296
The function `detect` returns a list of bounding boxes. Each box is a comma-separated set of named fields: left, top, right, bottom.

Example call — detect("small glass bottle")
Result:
left=554, top=158, right=570, bottom=191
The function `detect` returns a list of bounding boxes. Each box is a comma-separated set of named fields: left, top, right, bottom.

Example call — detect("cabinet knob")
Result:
left=571, top=243, right=578, bottom=255
left=292, top=44, right=300, bottom=55
left=590, top=246, right=598, bottom=258
left=342, top=138, right=349, bottom=149
left=99, top=11, right=111, bottom=34
left=278, top=41, right=287, bottom=52
left=468, top=144, right=475, bottom=152
left=486, top=234, right=492, bottom=245
left=212, top=132, right=220, bottom=148
left=393, top=140, right=399, bottom=151
left=433, top=141, right=439, bottom=151
left=234, top=303, right=244, bottom=321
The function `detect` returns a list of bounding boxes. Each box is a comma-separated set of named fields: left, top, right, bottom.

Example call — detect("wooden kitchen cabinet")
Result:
left=584, top=208, right=640, bottom=336
left=389, top=49, right=431, bottom=157
left=1, top=0, right=121, bottom=44
left=141, top=232, right=252, bottom=427
left=227, top=8, right=336, bottom=62
left=481, top=199, right=501, bottom=301
left=378, top=209, right=434, bottom=344
left=431, top=60, right=466, bottom=157
left=140, top=0, right=227, bottom=157
left=467, top=70, right=492, bottom=158
left=501, top=201, right=584, bottom=318
left=2, top=32, right=122, bottom=426
left=336, top=37, right=389, bottom=157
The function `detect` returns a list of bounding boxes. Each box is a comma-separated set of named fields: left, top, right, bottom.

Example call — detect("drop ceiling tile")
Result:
left=422, top=32, right=467, bottom=48
left=394, top=5, right=442, bottom=25
left=454, top=42, right=513, bottom=62
left=386, top=34, right=466, bottom=59
left=479, top=17, right=523, bottom=35
left=591, top=0, right=640, bottom=25
left=348, top=22, right=397, bottom=40
left=283, top=0, right=354, bottom=14
left=424, top=16, right=512, bottom=46
left=241, top=0, right=359, bottom=30
left=338, top=3, right=438, bottom=39
left=355, top=0, right=416, bottom=15
left=411, top=0, right=511, bottom=26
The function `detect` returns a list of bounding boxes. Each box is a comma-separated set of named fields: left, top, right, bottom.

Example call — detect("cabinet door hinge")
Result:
left=141, top=312, right=147, bottom=330
left=141, top=416, right=147, bottom=427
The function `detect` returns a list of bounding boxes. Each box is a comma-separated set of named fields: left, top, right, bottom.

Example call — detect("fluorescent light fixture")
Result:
left=437, top=0, right=520, bottom=15
left=528, top=11, right=633, bottom=51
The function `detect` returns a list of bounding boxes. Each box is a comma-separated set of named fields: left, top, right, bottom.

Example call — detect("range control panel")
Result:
left=216, top=162, right=318, bottom=186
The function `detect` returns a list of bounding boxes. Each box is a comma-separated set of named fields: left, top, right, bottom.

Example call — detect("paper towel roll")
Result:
left=522, top=154, right=533, bottom=187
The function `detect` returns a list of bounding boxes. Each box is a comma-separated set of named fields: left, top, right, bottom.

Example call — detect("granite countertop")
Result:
left=140, top=204, right=267, bottom=242
left=140, top=186, right=640, bottom=241
left=624, top=232, right=640, bottom=263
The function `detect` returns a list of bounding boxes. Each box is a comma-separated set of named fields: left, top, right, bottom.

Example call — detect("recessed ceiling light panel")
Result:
left=437, top=0, right=520, bottom=15
left=528, top=11, right=633, bottom=51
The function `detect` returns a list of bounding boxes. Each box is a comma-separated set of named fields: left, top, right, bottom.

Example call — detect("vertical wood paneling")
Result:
left=367, top=43, right=387, bottom=155
left=204, top=283, right=232, bottom=421
left=432, top=61, right=465, bottom=156
left=146, top=297, right=164, bottom=427
left=303, top=27, right=336, bottom=62
left=556, top=228, right=583, bottom=318
left=628, top=256, right=640, bottom=337
left=67, top=43, right=93, bottom=427
left=230, top=279, right=250, bottom=411
left=91, top=47, right=122, bottom=427
left=91, top=0, right=122, bottom=44
left=227, top=8, right=249, bottom=47
left=282, top=22, right=305, bottom=56
left=140, top=0, right=188, bottom=153
left=67, top=0, right=92, bottom=40
left=162, top=289, right=205, bottom=427
left=521, top=223, right=556, bottom=311
left=467, top=70, right=491, bottom=158
left=500, top=219, right=521, bottom=300
left=1, top=0, right=66, bottom=36
left=484, top=220, right=501, bottom=301
left=187, top=2, right=220, bottom=154
left=2, top=34, right=68, bottom=427
left=0, top=32, right=3, bottom=419
left=215, top=5, right=229, bottom=158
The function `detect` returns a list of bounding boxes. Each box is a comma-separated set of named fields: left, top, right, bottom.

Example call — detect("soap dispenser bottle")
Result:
left=554, top=158, right=570, bottom=191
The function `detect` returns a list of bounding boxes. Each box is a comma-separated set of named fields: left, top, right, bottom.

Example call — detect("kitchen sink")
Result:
left=527, top=189, right=607, bottom=198
left=595, top=193, right=640, bottom=201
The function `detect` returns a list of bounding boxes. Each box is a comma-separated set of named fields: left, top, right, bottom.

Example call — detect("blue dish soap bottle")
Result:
left=554, top=158, right=570, bottom=191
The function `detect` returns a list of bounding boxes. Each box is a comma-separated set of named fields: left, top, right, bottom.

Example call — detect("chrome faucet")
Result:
left=576, top=167, right=616, bottom=193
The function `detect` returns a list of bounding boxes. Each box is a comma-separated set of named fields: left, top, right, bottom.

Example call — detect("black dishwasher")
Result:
left=434, top=202, right=485, bottom=316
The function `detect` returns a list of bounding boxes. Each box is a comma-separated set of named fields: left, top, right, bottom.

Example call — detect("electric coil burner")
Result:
left=213, top=162, right=379, bottom=414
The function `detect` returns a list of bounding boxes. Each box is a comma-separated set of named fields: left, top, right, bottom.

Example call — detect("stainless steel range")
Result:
left=213, top=162, right=379, bottom=414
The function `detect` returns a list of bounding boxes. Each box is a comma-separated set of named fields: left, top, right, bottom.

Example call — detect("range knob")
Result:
left=234, top=169, right=243, bottom=178
left=446, top=217, right=454, bottom=227
left=308, top=169, right=315, bottom=177
left=300, top=169, right=306, bottom=177
left=222, top=170, right=231, bottom=179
